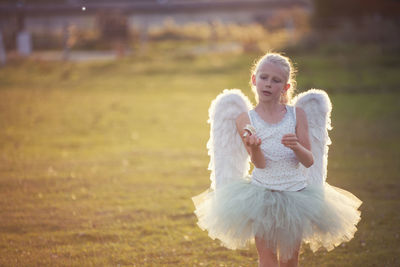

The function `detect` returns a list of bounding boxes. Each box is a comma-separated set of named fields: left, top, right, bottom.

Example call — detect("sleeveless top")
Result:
left=248, top=105, right=308, bottom=191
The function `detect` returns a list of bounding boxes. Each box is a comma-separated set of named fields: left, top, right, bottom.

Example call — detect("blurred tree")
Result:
left=312, top=0, right=400, bottom=25
left=96, top=10, right=129, bottom=57
left=309, top=0, right=400, bottom=48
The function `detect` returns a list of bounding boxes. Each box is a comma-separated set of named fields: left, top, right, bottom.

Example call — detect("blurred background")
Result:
left=0, top=0, right=398, bottom=63
left=0, top=0, right=399, bottom=266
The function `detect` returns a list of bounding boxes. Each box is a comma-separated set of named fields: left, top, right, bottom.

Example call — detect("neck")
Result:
left=256, top=100, right=286, bottom=115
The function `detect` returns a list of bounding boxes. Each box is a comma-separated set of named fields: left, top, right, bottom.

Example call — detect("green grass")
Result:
left=0, top=42, right=399, bottom=266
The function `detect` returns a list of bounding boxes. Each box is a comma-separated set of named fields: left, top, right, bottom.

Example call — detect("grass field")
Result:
left=0, top=42, right=399, bottom=266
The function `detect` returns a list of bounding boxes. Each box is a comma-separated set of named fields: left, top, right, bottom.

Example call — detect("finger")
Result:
left=244, top=137, right=250, bottom=145
left=285, top=143, right=296, bottom=148
left=249, top=137, right=254, bottom=146
left=283, top=136, right=298, bottom=141
left=253, top=137, right=259, bottom=146
left=283, top=139, right=297, bottom=145
left=281, top=136, right=295, bottom=141
left=246, top=138, right=251, bottom=146
left=283, top=141, right=296, bottom=147
left=282, top=133, right=295, bottom=138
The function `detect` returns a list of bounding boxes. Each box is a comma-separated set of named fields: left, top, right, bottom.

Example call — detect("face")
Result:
left=252, top=62, right=290, bottom=103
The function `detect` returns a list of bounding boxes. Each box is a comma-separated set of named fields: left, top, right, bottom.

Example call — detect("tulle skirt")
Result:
left=192, top=179, right=362, bottom=262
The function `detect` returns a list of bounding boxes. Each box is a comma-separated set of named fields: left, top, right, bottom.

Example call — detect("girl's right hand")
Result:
left=243, top=134, right=262, bottom=148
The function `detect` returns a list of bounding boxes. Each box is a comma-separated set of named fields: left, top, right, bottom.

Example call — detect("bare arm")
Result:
left=281, top=107, right=314, bottom=168
left=235, top=112, right=266, bottom=169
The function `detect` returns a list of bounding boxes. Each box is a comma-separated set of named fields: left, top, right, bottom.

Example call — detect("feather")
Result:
left=207, top=89, right=253, bottom=190
left=291, top=89, right=333, bottom=186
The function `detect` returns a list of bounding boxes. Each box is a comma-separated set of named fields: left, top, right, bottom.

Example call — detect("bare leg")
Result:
left=255, top=236, right=278, bottom=267
left=279, top=241, right=301, bottom=267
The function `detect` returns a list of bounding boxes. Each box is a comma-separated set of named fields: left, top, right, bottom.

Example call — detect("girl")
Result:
left=192, top=52, right=362, bottom=267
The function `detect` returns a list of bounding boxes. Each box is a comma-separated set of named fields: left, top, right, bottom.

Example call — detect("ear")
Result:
left=251, top=74, right=256, bottom=86
left=283, top=83, right=290, bottom=92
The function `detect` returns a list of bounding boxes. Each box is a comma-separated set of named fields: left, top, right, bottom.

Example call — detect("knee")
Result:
left=258, top=248, right=277, bottom=258
left=258, top=249, right=278, bottom=266
left=259, top=255, right=278, bottom=267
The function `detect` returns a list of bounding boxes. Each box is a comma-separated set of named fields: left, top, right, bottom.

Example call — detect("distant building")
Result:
left=0, top=0, right=312, bottom=34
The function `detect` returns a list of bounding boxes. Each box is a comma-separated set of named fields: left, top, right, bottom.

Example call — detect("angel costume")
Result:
left=192, top=89, right=362, bottom=262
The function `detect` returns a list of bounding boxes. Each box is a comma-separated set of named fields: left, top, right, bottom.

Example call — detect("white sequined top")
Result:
left=248, top=105, right=308, bottom=191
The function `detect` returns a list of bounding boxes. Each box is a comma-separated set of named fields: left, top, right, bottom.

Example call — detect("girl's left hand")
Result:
left=281, top=134, right=300, bottom=151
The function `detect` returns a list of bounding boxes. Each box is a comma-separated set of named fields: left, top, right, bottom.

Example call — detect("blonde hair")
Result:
left=249, top=52, right=297, bottom=104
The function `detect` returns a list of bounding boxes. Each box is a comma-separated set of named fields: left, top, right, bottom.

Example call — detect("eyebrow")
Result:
left=259, top=73, right=283, bottom=80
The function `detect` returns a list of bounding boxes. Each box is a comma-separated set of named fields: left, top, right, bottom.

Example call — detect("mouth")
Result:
left=262, top=90, right=272, bottom=96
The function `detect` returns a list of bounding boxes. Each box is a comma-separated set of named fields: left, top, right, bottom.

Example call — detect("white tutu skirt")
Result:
left=192, top=179, right=362, bottom=262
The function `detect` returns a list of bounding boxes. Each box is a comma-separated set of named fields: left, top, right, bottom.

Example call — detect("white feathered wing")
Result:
left=291, top=89, right=333, bottom=186
left=207, top=89, right=253, bottom=190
